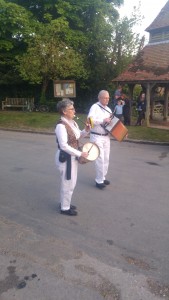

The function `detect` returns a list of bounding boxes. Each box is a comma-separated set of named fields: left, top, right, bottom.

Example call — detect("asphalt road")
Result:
left=0, top=130, right=169, bottom=300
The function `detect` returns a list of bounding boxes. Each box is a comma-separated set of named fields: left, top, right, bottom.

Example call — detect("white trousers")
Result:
left=90, top=134, right=110, bottom=184
left=55, top=151, right=78, bottom=210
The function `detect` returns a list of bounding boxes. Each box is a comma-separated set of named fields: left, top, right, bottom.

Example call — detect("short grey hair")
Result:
left=98, top=90, right=109, bottom=100
left=57, top=98, right=74, bottom=114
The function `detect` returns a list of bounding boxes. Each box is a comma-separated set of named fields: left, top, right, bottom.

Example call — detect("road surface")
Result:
left=0, top=130, right=169, bottom=300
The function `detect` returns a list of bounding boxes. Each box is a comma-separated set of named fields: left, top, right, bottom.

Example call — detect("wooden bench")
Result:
left=2, top=97, right=34, bottom=110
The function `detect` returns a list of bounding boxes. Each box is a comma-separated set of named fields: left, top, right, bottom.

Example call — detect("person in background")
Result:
left=112, top=85, right=123, bottom=110
left=123, top=97, right=131, bottom=125
left=55, top=98, right=90, bottom=216
left=88, top=90, right=112, bottom=190
left=114, top=98, right=124, bottom=121
left=135, top=92, right=146, bottom=126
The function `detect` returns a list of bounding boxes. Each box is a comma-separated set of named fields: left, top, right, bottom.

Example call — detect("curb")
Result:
left=0, top=127, right=169, bottom=146
left=0, top=127, right=54, bottom=136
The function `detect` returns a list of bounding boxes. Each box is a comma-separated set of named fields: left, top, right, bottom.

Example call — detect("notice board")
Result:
left=54, top=80, right=76, bottom=98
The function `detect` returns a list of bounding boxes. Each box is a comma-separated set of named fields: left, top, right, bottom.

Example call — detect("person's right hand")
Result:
left=81, top=152, right=88, bottom=158
left=103, top=117, right=111, bottom=124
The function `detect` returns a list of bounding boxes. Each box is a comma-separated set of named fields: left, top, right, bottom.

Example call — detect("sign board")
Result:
left=54, top=80, right=76, bottom=98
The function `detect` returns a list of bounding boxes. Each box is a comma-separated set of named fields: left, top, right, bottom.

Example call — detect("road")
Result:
left=0, top=130, right=169, bottom=300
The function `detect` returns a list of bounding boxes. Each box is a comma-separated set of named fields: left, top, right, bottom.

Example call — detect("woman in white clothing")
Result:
left=55, top=98, right=90, bottom=216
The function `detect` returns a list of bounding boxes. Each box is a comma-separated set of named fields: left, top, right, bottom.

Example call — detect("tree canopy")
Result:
left=0, top=0, right=144, bottom=102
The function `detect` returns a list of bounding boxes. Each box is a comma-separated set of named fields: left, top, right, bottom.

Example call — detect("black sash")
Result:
left=58, top=149, right=71, bottom=180
left=66, top=154, right=71, bottom=180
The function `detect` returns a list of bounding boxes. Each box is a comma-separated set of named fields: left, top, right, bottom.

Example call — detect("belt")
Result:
left=90, top=132, right=108, bottom=136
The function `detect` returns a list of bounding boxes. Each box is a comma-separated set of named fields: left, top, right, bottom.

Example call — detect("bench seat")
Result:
left=2, top=98, right=34, bottom=110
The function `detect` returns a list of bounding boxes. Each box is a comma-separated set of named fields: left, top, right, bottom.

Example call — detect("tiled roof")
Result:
left=112, top=42, right=169, bottom=83
left=112, top=1, right=169, bottom=84
left=146, top=0, right=169, bottom=31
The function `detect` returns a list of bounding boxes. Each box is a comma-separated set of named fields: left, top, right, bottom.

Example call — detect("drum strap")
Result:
left=97, top=104, right=112, bottom=115
left=97, top=104, right=113, bottom=132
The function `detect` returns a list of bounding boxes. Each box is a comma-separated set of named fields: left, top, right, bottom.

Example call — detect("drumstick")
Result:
left=74, top=115, right=94, bottom=128
left=88, top=143, right=94, bottom=154
left=74, top=115, right=86, bottom=125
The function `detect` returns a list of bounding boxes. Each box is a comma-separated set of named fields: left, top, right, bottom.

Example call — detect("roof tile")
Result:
left=146, top=1, right=169, bottom=31
left=113, top=43, right=169, bottom=82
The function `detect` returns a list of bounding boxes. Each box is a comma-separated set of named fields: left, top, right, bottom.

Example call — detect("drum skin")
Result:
left=78, top=142, right=100, bottom=164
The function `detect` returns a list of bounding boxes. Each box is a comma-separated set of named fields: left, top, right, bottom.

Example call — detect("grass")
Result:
left=0, top=111, right=58, bottom=132
left=0, top=111, right=169, bottom=143
left=126, top=125, right=169, bottom=142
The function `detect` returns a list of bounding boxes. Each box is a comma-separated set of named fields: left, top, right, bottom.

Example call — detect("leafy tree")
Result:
left=8, top=0, right=125, bottom=93
left=0, top=0, right=37, bottom=84
left=54, top=0, right=124, bottom=92
left=16, top=21, right=88, bottom=101
left=1, top=0, right=144, bottom=103
left=111, top=2, right=144, bottom=78
left=6, top=0, right=59, bottom=22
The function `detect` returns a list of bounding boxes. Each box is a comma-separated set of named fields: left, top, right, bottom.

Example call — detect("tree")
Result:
left=111, top=2, right=144, bottom=78
left=8, top=0, right=125, bottom=93
left=54, top=0, right=124, bottom=92
left=16, top=21, right=88, bottom=101
left=6, top=0, right=59, bottom=22
left=0, top=0, right=37, bottom=84
left=2, top=0, right=144, bottom=103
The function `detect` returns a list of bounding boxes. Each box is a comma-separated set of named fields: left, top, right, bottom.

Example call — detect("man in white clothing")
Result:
left=88, top=90, right=112, bottom=189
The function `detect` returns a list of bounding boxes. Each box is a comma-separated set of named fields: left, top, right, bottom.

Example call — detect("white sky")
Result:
left=119, top=0, right=168, bottom=42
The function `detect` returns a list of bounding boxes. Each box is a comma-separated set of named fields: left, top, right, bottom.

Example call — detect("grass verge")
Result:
left=0, top=111, right=169, bottom=143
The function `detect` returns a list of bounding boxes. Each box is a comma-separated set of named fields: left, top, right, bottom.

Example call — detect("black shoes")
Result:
left=104, top=180, right=110, bottom=185
left=96, top=182, right=106, bottom=189
left=60, top=208, right=77, bottom=216
left=95, top=180, right=110, bottom=189
left=70, top=204, right=77, bottom=210
left=59, top=204, right=77, bottom=210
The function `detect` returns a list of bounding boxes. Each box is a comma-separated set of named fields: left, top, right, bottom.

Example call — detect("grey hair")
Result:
left=57, top=98, right=74, bottom=114
left=98, top=90, right=109, bottom=100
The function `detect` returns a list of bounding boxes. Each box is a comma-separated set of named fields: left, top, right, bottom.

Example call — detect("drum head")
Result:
left=82, top=142, right=100, bottom=161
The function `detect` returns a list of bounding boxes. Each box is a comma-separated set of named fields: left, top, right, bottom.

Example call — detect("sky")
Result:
left=118, top=0, right=168, bottom=42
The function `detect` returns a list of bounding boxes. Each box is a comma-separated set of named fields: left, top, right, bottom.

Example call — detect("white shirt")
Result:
left=55, top=116, right=88, bottom=157
left=88, top=102, right=112, bottom=134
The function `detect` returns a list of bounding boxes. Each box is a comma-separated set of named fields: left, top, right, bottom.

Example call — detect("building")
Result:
left=112, top=0, right=169, bottom=125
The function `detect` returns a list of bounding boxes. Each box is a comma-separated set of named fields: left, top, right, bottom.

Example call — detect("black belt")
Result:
left=90, top=132, right=108, bottom=136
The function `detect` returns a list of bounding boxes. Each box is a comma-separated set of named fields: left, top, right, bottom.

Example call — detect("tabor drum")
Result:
left=78, top=142, right=100, bottom=164
left=104, top=116, right=128, bottom=142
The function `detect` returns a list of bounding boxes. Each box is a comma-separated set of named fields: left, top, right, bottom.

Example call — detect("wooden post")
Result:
left=164, top=86, right=169, bottom=121
left=128, top=84, right=135, bottom=122
left=145, top=83, right=151, bottom=127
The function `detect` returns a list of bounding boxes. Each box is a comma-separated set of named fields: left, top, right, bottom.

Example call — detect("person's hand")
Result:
left=81, top=152, right=88, bottom=158
left=103, top=117, right=111, bottom=124
left=84, top=123, right=91, bottom=132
